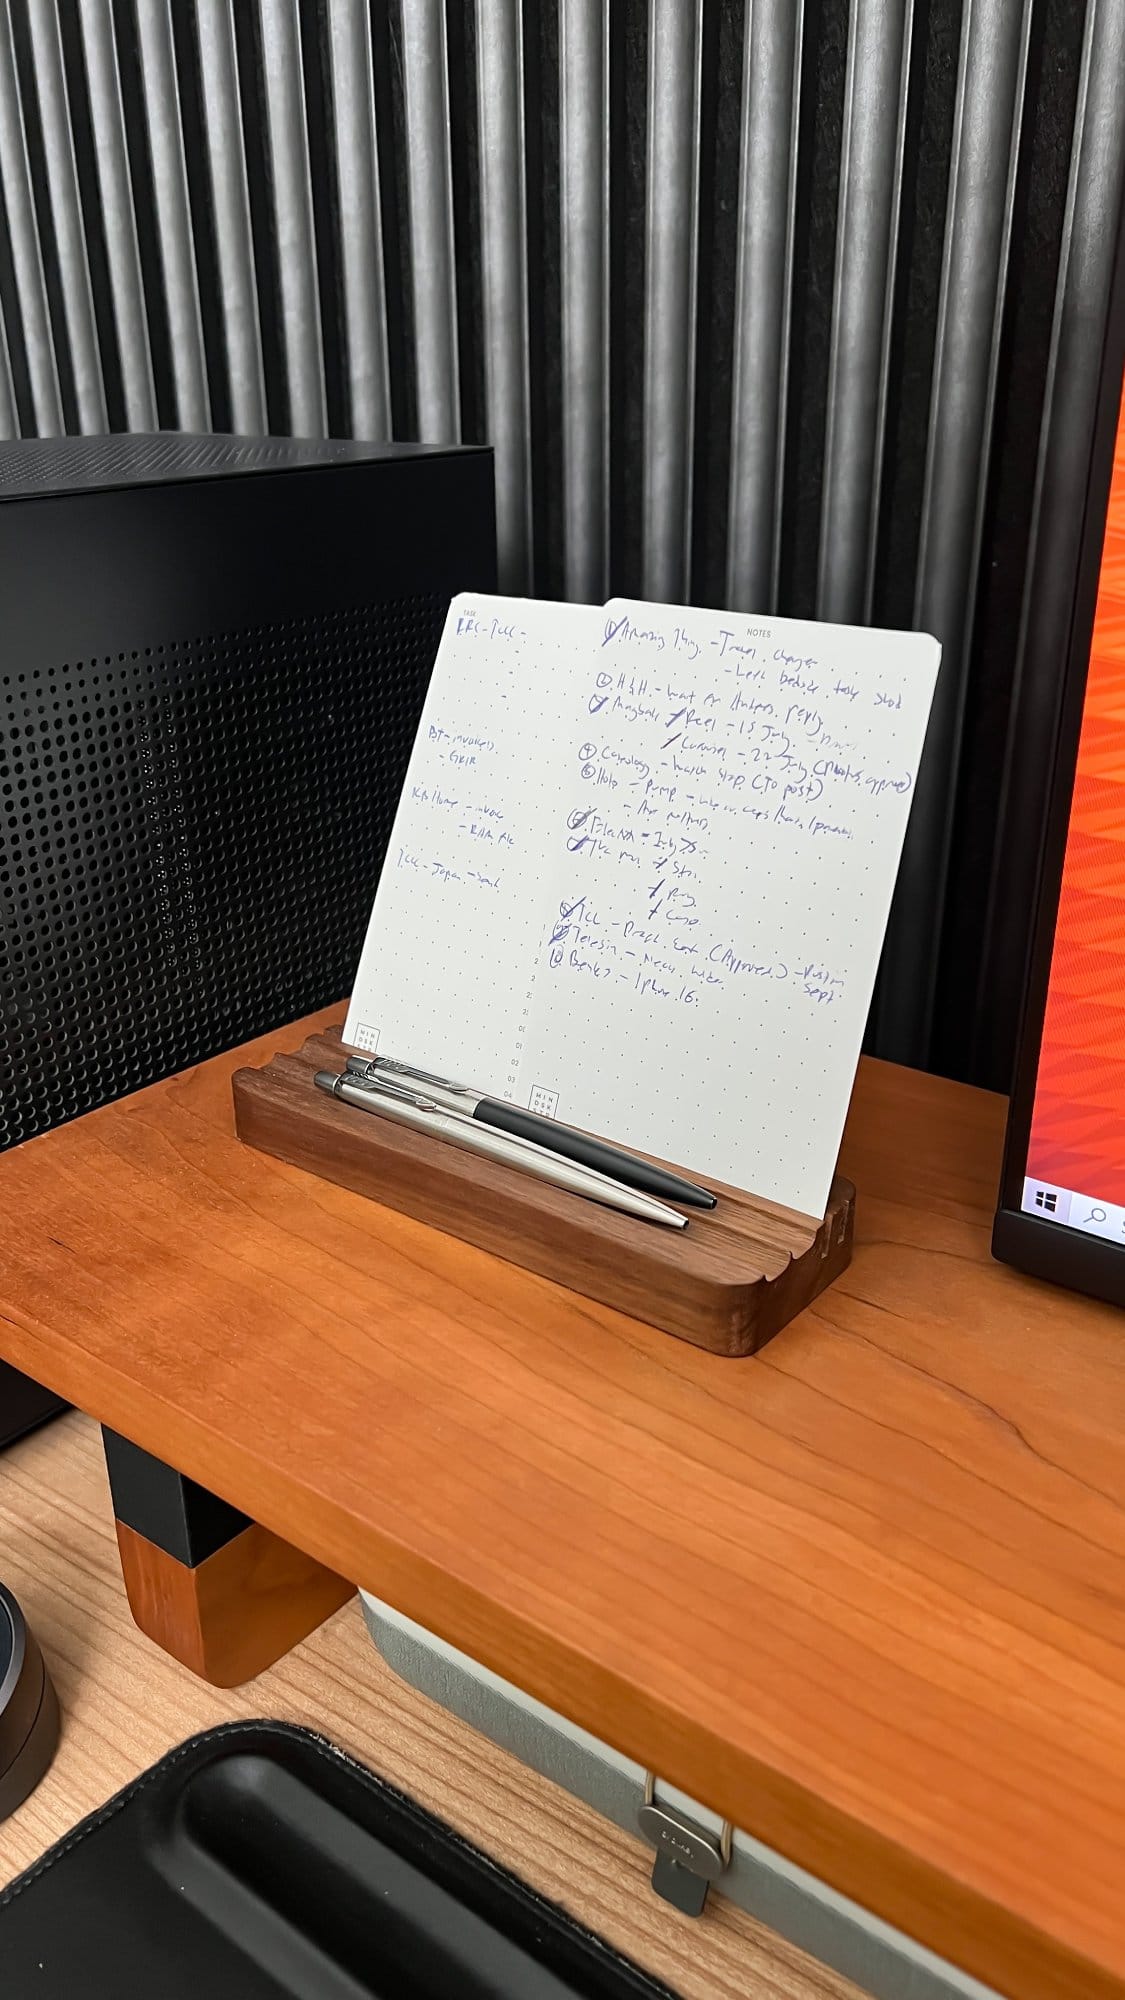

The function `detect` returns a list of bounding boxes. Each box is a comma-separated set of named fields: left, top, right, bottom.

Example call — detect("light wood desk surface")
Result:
left=0, top=1411, right=851, bottom=2000
left=2, top=1008, right=1125, bottom=1999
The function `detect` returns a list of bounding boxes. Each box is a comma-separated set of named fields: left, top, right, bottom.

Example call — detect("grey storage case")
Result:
left=360, top=1591, right=1001, bottom=2000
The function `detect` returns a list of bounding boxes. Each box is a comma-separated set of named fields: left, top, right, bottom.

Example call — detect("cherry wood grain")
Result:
left=114, top=1517, right=354, bottom=1685
left=0, top=1414, right=857, bottom=2000
left=233, top=1030, right=855, bottom=1355
left=2, top=1008, right=1125, bottom=1998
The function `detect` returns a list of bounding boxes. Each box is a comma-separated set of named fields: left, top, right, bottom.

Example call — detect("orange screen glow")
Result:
left=1026, top=390, right=1125, bottom=1207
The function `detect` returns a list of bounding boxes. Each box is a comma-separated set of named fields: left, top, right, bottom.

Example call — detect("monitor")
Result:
left=994, top=303, right=1125, bottom=1306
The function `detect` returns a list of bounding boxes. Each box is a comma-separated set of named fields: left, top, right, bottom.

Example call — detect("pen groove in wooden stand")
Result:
left=233, top=1029, right=855, bottom=1356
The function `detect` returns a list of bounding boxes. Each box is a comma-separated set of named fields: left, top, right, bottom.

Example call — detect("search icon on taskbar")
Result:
left=1071, top=1199, right=1125, bottom=1239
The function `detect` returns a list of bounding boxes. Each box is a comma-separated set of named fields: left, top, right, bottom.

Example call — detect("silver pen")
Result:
left=343, top=1054, right=717, bottom=1210
left=314, top=1070, right=688, bottom=1229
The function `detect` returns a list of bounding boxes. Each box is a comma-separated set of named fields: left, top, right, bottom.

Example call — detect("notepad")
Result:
left=344, top=594, right=940, bottom=1216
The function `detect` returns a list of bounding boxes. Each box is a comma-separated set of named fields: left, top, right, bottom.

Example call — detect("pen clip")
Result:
left=357, top=1055, right=474, bottom=1095
left=346, top=1071, right=441, bottom=1114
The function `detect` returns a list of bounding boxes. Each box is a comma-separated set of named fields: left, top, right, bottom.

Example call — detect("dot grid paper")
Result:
left=344, top=594, right=940, bottom=1215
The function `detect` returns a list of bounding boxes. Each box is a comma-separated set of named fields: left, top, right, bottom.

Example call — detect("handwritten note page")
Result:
left=344, top=592, right=940, bottom=1216
left=344, top=596, right=603, bottom=1090
left=515, top=599, right=939, bottom=1213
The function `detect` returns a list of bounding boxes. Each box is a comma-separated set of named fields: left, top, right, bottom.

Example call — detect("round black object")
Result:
left=0, top=1581, right=59, bottom=1822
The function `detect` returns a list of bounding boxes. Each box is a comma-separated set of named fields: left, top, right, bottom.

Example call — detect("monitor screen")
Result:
left=1020, top=398, right=1125, bottom=1246
left=994, top=340, right=1125, bottom=1308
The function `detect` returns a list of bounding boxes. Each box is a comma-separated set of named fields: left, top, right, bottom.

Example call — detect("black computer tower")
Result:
left=0, top=431, right=495, bottom=1444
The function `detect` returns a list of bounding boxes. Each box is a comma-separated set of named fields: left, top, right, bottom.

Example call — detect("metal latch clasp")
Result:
left=637, top=1773, right=733, bottom=1916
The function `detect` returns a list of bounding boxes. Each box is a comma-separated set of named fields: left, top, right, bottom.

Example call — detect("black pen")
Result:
left=318, top=1071, right=687, bottom=1228
left=343, top=1054, right=717, bottom=1210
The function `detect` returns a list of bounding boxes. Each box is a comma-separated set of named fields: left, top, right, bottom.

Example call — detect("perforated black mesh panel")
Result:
left=0, top=594, right=446, bottom=1150
left=0, top=434, right=425, bottom=496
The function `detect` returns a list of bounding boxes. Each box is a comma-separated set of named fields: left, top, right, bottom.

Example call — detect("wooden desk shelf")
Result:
left=3, top=1007, right=1125, bottom=2000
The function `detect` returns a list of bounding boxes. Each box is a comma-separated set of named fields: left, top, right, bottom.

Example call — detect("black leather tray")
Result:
left=0, top=1721, right=678, bottom=1997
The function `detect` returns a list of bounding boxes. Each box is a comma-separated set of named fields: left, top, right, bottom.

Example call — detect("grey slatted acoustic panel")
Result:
left=875, top=0, right=1035, bottom=1061
left=399, top=0, right=459, bottom=446
left=194, top=0, right=268, bottom=434
left=75, top=0, right=157, bottom=430
left=476, top=0, right=533, bottom=594
left=641, top=0, right=701, bottom=606
left=0, top=0, right=1122, bottom=1085
left=816, top=0, right=910, bottom=628
left=325, top=0, right=391, bottom=443
left=19, top=0, right=107, bottom=432
left=0, top=303, right=14, bottom=438
left=0, top=0, right=64, bottom=435
left=258, top=0, right=327, bottom=439
left=132, top=0, right=210, bottom=432
left=725, top=0, right=802, bottom=618
left=559, top=0, right=608, bottom=606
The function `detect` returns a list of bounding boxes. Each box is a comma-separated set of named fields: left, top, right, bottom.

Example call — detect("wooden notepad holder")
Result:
left=232, top=1028, right=855, bottom=1357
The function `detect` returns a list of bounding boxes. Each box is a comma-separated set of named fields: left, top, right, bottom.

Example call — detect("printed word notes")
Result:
left=344, top=593, right=940, bottom=1215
